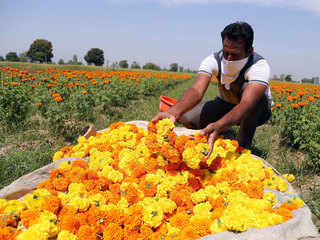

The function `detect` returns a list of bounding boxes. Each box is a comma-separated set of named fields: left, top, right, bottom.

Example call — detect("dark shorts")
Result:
left=199, top=96, right=271, bottom=129
left=180, top=96, right=271, bottom=130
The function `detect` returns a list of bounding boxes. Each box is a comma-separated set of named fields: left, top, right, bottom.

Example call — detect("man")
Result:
left=152, top=21, right=272, bottom=155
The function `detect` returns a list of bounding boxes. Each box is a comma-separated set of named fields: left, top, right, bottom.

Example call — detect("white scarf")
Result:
left=221, top=56, right=249, bottom=90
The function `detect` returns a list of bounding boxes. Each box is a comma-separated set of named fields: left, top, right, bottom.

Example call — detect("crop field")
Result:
left=0, top=62, right=319, bottom=232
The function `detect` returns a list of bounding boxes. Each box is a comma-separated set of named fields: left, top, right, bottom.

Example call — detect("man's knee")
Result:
left=179, top=102, right=205, bottom=129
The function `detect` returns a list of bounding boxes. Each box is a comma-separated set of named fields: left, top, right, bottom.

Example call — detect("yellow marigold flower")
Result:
left=16, top=225, right=49, bottom=240
left=0, top=198, right=7, bottom=211
left=57, top=230, right=78, bottom=240
left=191, top=189, right=207, bottom=204
left=38, top=211, right=59, bottom=237
left=53, top=151, right=64, bottom=162
left=145, top=173, right=162, bottom=185
left=156, top=118, right=174, bottom=136
left=3, top=200, right=27, bottom=215
left=100, top=203, right=117, bottom=211
left=182, top=147, right=201, bottom=169
left=24, top=189, right=51, bottom=208
left=210, top=218, right=227, bottom=234
left=289, top=197, right=305, bottom=208
left=142, top=204, right=164, bottom=228
left=166, top=222, right=181, bottom=238
left=68, top=183, right=87, bottom=195
left=108, top=169, right=123, bottom=183
left=156, top=181, right=175, bottom=198
left=58, top=160, right=72, bottom=170
left=193, top=201, right=212, bottom=216
left=69, top=196, right=90, bottom=211
left=263, top=191, right=277, bottom=206
left=89, top=193, right=106, bottom=207
left=77, top=136, right=88, bottom=144
left=283, top=173, right=295, bottom=182
left=58, top=192, right=71, bottom=205
left=158, top=198, right=177, bottom=213
left=117, top=197, right=130, bottom=211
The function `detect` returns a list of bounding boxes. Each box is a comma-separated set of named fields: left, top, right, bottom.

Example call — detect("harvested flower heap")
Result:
left=0, top=119, right=303, bottom=240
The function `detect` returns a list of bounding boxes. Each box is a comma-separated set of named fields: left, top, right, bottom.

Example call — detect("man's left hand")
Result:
left=200, top=123, right=221, bottom=159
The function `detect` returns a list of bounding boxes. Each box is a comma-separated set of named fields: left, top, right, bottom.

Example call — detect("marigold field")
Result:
left=0, top=65, right=192, bottom=139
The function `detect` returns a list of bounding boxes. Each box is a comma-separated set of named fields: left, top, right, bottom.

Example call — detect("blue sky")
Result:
left=1, top=0, right=319, bottom=80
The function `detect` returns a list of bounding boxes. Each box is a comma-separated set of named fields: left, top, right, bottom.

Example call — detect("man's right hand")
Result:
left=152, top=111, right=177, bottom=123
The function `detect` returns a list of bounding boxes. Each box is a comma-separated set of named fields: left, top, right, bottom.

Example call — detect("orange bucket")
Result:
left=159, top=96, right=178, bottom=112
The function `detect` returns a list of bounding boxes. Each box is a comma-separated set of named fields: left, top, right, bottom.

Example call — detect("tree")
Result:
left=0, top=56, right=4, bottom=61
left=143, top=62, right=161, bottom=71
left=119, top=60, right=129, bottom=68
left=285, top=75, right=292, bottom=82
left=58, top=59, right=64, bottom=65
left=6, top=52, right=19, bottom=62
left=19, top=52, right=29, bottom=62
left=179, top=66, right=184, bottom=72
left=27, top=39, right=54, bottom=63
left=169, top=63, right=178, bottom=72
left=84, top=48, right=104, bottom=66
left=131, top=61, right=141, bottom=69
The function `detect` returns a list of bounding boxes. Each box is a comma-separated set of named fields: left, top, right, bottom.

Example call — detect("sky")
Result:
left=1, top=0, right=320, bottom=81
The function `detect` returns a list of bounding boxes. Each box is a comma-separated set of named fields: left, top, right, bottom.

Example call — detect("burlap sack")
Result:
left=0, top=120, right=319, bottom=240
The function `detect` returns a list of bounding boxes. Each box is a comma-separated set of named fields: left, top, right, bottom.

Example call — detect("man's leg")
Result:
left=237, top=96, right=271, bottom=148
left=179, top=97, right=236, bottom=130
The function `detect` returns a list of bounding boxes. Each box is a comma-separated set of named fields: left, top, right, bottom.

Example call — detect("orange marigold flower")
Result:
left=103, top=223, right=124, bottom=240
left=275, top=207, right=293, bottom=221
left=20, top=209, right=41, bottom=228
left=77, top=225, right=97, bottom=240
left=43, top=195, right=61, bottom=214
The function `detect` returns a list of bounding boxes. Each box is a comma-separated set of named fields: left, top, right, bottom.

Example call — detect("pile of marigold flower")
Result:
left=0, top=119, right=304, bottom=240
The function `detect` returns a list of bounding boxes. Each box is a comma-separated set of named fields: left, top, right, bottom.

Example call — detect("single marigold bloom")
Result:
left=71, top=160, right=89, bottom=169
left=276, top=207, right=293, bottom=221
left=77, top=225, right=97, bottom=240
left=103, top=222, right=124, bottom=240
left=60, top=213, right=80, bottom=234
left=169, top=211, right=190, bottom=229
left=52, top=177, right=70, bottom=191
left=43, top=195, right=61, bottom=214
left=20, top=209, right=41, bottom=228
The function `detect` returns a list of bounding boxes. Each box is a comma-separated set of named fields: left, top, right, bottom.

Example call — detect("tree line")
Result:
left=1, top=39, right=195, bottom=73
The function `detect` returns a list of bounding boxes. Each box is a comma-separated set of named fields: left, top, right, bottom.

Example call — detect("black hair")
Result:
left=221, top=22, right=254, bottom=52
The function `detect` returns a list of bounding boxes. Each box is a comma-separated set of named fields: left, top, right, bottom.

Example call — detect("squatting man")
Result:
left=152, top=21, right=273, bottom=157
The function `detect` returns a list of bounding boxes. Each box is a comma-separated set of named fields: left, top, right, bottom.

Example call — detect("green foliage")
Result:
left=0, top=86, right=30, bottom=129
left=131, top=61, right=141, bottom=69
left=143, top=62, right=161, bottom=71
left=58, top=59, right=65, bottom=65
left=0, top=143, right=54, bottom=189
left=169, top=63, right=178, bottom=72
left=119, top=60, right=129, bottom=68
left=0, top=56, right=4, bottom=61
left=19, top=52, right=29, bottom=62
left=27, top=39, right=54, bottom=63
left=279, top=105, right=320, bottom=168
left=6, top=52, right=19, bottom=62
left=84, top=48, right=104, bottom=66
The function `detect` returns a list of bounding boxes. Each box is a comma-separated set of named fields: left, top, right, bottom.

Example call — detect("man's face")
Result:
left=222, top=37, right=252, bottom=61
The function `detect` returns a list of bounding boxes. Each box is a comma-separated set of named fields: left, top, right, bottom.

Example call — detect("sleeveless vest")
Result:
left=214, top=51, right=264, bottom=104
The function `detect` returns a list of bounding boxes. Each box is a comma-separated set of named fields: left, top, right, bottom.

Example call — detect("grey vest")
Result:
left=214, top=51, right=264, bottom=104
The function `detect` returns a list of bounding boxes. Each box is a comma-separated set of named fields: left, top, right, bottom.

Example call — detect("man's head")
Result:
left=221, top=22, right=254, bottom=61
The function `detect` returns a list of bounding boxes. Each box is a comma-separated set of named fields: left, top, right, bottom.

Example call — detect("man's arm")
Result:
left=152, top=73, right=211, bottom=122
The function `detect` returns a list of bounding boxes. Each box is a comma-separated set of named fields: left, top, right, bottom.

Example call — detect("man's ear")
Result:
left=247, top=47, right=254, bottom=56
